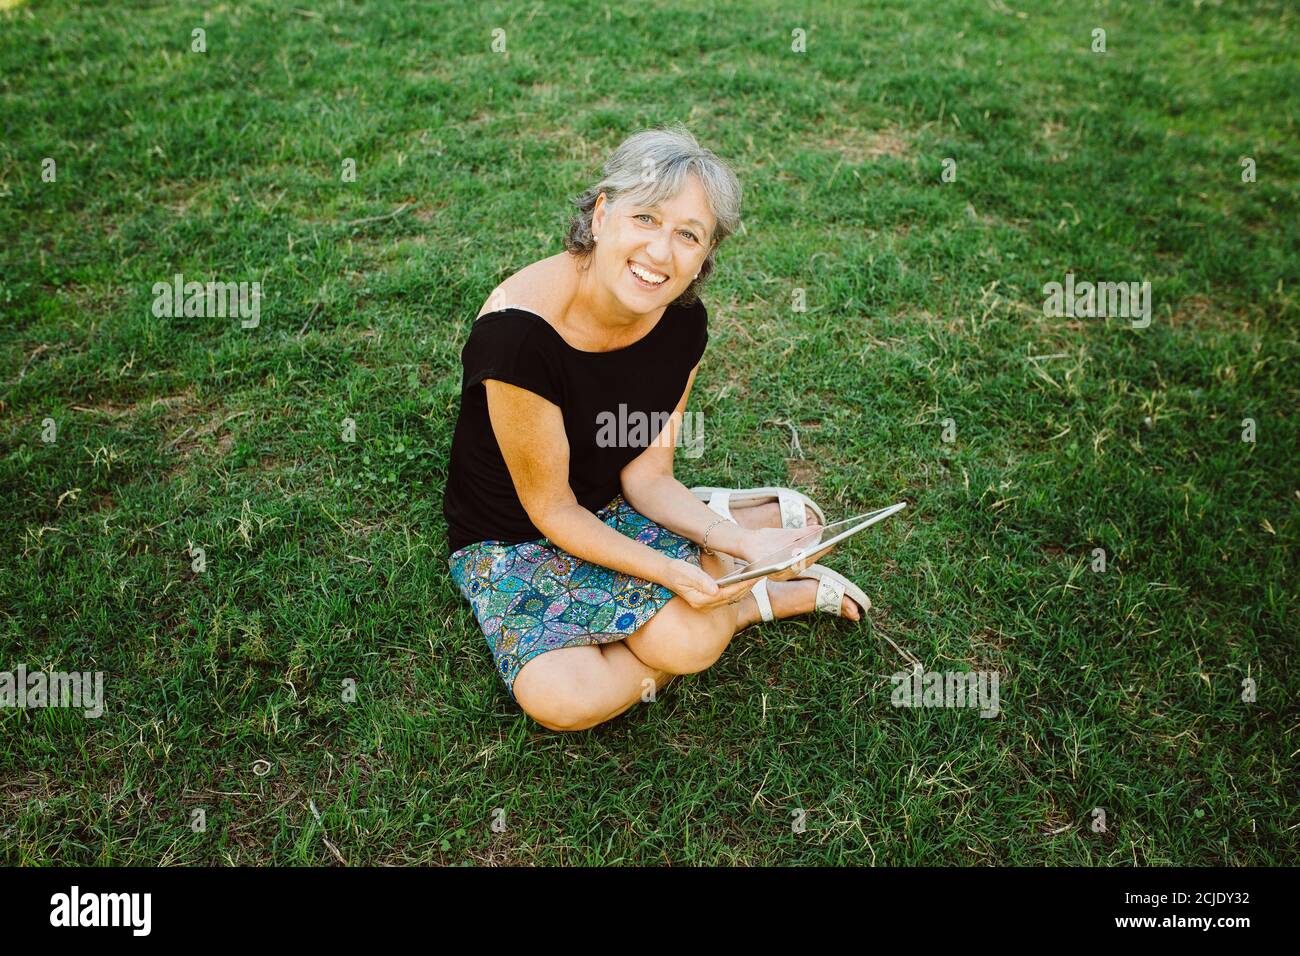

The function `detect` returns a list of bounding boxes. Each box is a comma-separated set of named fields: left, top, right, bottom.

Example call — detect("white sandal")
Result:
left=744, top=567, right=923, bottom=669
left=690, top=486, right=826, bottom=528
left=746, top=564, right=870, bottom=624
left=749, top=577, right=777, bottom=623
left=797, top=564, right=871, bottom=616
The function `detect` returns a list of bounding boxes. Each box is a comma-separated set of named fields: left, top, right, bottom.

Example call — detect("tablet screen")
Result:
left=713, top=503, right=907, bottom=585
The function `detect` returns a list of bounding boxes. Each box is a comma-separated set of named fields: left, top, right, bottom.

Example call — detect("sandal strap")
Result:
left=814, top=575, right=845, bottom=615
left=693, top=486, right=823, bottom=528
left=706, top=489, right=733, bottom=520
left=777, top=489, right=807, bottom=528
left=751, top=577, right=774, bottom=622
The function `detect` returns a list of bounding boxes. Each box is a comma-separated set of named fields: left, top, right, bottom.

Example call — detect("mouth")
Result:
left=627, top=259, right=669, bottom=290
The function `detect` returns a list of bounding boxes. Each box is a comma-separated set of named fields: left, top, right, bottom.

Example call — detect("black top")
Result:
left=442, top=298, right=709, bottom=555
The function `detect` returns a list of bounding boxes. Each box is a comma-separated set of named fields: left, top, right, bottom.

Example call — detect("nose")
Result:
left=644, top=228, right=672, bottom=267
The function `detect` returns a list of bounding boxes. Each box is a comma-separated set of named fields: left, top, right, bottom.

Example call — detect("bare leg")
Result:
left=513, top=502, right=854, bottom=732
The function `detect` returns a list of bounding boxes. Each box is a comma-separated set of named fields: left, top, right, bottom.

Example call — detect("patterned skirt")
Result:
left=447, top=494, right=700, bottom=702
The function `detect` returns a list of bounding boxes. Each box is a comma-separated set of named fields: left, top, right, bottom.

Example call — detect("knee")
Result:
left=663, top=645, right=724, bottom=676
left=515, top=672, right=611, bottom=732
left=652, top=616, right=729, bottom=675
left=527, top=701, right=607, bottom=732
left=527, top=711, right=592, bottom=732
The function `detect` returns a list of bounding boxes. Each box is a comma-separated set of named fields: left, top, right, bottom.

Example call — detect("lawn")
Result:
left=1, top=0, right=1296, bottom=865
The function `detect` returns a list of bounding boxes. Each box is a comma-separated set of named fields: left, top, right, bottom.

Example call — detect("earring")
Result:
left=594, top=235, right=599, bottom=242
left=693, top=273, right=699, bottom=279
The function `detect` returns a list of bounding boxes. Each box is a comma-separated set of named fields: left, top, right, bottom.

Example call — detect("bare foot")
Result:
left=727, top=499, right=819, bottom=531
left=735, top=577, right=863, bottom=630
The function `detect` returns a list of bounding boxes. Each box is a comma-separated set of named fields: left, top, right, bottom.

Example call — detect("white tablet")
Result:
left=713, top=502, right=908, bottom=585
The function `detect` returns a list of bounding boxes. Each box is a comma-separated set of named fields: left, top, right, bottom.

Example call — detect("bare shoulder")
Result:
left=476, top=253, right=575, bottom=321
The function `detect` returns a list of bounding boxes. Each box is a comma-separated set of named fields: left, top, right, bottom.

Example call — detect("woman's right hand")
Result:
left=660, top=557, right=761, bottom=611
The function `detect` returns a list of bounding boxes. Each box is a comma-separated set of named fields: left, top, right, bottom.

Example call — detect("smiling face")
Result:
left=588, top=172, right=717, bottom=314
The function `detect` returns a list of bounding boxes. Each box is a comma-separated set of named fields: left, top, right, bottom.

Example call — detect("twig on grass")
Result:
left=15, top=343, right=66, bottom=384
left=297, top=301, right=323, bottom=339
left=876, top=625, right=923, bottom=672
left=163, top=426, right=195, bottom=452
left=308, top=799, right=349, bottom=866
left=765, top=418, right=804, bottom=459
left=340, top=202, right=414, bottom=229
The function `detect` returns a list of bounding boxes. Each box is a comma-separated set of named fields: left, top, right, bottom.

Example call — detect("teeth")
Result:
left=630, top=262, right=667, bottom=284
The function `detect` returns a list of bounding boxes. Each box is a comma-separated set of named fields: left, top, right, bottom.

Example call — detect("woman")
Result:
left=443, top=125, right=874, bottom=732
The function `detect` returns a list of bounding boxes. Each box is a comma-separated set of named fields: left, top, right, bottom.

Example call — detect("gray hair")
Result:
left=564, top=123, right=742, bottom=307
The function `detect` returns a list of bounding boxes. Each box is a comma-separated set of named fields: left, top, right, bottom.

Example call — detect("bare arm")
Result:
left=619, top=365, right=822, bottom=571
left=485, top=378, right=731, bottom=604
left=618, top=364, right=754, bottom=557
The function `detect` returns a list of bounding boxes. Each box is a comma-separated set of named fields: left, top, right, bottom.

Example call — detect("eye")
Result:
left=635, top=213, right=697, bottom=242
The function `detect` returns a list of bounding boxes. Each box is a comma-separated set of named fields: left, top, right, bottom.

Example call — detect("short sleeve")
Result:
left=461, top=311, right=564, bottom=406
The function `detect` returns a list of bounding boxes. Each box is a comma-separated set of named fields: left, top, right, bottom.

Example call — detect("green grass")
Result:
left=1, top=0, right=1296, bottom=865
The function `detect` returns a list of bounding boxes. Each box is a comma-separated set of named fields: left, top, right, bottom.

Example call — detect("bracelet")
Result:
left=701, top=517, right=732, bottom=555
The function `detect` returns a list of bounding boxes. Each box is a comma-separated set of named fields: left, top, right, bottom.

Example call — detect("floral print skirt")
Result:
left=448, top=495, right=700, bottom=702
